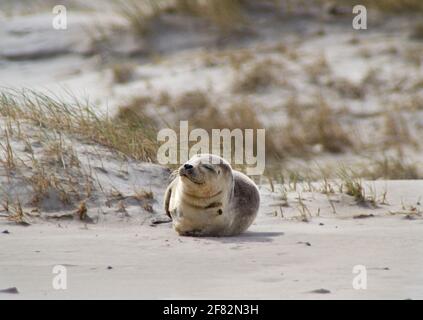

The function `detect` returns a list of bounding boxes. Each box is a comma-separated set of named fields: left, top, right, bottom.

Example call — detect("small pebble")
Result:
left=310, top=288, right=331, bottom=294
left=297, top=241, right=311, bottom=246
left=0, top=287, right=19, bottom=294
left=2, top=230, right=10, bottom=234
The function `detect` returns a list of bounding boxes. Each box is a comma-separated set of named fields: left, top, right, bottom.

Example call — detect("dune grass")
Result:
left=117, top=0, right=246, bottom=36
left=0, top=89, right=160, bottom=221
left=348, top=0, right=423, bottom=13
left=0, top=89, right=158, bottom=162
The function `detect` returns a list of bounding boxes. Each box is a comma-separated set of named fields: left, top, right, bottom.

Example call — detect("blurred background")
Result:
left=1, top=0, right=423, bottom=181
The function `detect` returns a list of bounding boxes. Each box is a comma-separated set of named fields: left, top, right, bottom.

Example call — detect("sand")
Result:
left=1, top=180, right=422, bottom=300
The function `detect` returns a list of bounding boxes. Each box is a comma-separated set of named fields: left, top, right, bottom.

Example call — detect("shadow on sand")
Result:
left=206, top=231, right=284, bottom=243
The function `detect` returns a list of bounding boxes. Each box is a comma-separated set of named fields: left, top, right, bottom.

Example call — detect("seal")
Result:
left=164, top=154, right=260, bottom=236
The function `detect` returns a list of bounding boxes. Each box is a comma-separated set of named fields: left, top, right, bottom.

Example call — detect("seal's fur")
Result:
left=164, top=154, right=260, bottom=236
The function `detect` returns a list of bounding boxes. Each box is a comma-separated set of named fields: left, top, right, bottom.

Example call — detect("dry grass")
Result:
left=118, top=0, right=247, bottom=37
left=135, top=189, right=154, bottom=201
left=296, top=193, right=311, bottom=222
left=116, top=95, right=156, bottom=129
left=28, top=149, right=93, bottom=209
left=0, top=126, right=16, bottom=174
left=119, top=89, right=250, bottom=146
left=371, top=0, right=423, bottom=12
left=278, top=98, right=354, bottom=155
left=169, top=90, right=227, bottom=129
left=168, top=90, right=228, bottom=129
left=232, top=60, right=281, bottom=93
left=157, top=90, right=171, bottom=106
left=1, top=90, right=158, bottom=162
left=174, top=90, right=211, bottom=113
left=411, top=23, right=423, bottom=40
left=105, top=189, right=155, bottom=215
left=336, top=0, right=423, bottom=13
left=199, top=99, right=284, bottom=161
left=76, top=201, right=88, bottom=221
left=117, top=0, right=162, bottom=37
left=111, top=63, right=136, bottom=84
left=360, top=155, right=421, bottom=180
left=0, top=88, right=159, bottom=218
left=328, top=77, right=365, bottom=100
left=227, top=50, right=255, bottom=70
left=403, top=47, right=422, bottom=66
left=157, top=90, right=283, bottom=163
left=362, top=68, right=383, bottom=88
left=174, top=0, right=246, bottom=32
left=0, top=120, right=95, bottom=213
left=42, top=140, right=80, bottom=169
left=337, top=167, right=368, bottom=204
left=140, top=86, right=352, bottom=164
left=199, top=47, right=255, bottom=69
left=5, top=199, right=30, bottom=226
left=0, top=90, right=161, bottom=224
left=383, top=111, right=417, bottom=149
left=305, top=55, right=331, bottom=84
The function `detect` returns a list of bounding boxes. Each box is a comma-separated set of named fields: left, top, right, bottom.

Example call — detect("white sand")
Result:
left=1, top=180, right=422, bottom=300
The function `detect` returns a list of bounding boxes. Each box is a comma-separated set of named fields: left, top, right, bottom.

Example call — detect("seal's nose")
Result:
left=184, top=164, right=193, bottom=170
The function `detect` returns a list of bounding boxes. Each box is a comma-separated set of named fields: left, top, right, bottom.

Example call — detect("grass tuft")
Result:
left=0, top=89, right=158, bottom=162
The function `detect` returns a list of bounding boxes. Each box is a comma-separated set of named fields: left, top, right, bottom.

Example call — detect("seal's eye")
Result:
left=202, top=164, right=215, bottom=172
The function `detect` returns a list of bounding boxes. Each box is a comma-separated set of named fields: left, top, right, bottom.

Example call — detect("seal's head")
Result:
left=178, top=154, right=233, bottom=197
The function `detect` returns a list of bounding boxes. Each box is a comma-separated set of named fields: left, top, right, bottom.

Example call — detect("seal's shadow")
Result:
left=208, top=231, right=284, bottom=243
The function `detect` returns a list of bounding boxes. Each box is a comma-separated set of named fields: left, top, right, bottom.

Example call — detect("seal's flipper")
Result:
left=164, top=184, right=172, bottom=219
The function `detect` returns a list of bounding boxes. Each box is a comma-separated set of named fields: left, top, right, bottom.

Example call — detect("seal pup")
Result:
left=164, top=154, right=260, bottom=237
